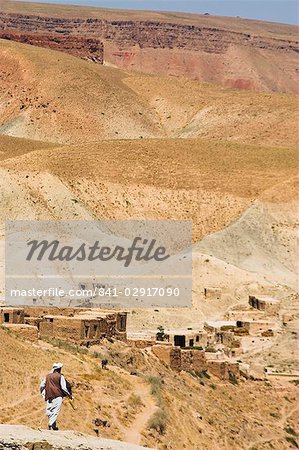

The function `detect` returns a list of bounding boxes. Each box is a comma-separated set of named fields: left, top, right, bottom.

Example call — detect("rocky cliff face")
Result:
left=0, top=13, right=298, bottom=53
left=0, top=12, right=298, bottom=92
left=0, top=31, right=103, bottom=63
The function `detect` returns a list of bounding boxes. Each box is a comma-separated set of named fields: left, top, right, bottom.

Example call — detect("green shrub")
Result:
left=194, top=370, right=210, bottom=379
left=128, top=393, right=143, bottom=408
left=229, top=372, right=238, bottom=385
left=285, top=437, right=299, bottom=448
left=156, top=326, right=168, bottom=342
left=147, top=408, right=167, bottom=435
left=285, top=427, right=298, bottom=437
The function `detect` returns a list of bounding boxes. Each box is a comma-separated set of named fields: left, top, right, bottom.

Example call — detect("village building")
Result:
left=249, top=295, right=280, bottom=314
left=0, top=307, right=38, bottom=342
left=39, top=311, right=127, bottom=344
left=0, top=307, right=25, bottom=324
left=204, top=321, right=238, bottom=333
left=163, top=328, right=208, bottom=348
left=126, top=331, right=156, bottom=348
left=241, top=319, right=279, bottom=336
left=127, top=328, right=208, bottom=349
left=151, top=344, right=240, bottom=380
left=204, top=287, right=222, bottom=300
left=226, top=309, right=265, bottom=321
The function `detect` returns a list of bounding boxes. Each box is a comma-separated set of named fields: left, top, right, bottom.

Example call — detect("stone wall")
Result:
left=152, top=344, right=181, bottom=370
left=204, top=287, right=221, bottom=300
left=207, top=360, right=240, bottom=380
left=152, top=344, right=238, bottom=379
left=127, top=339, right=156, bottom=349
left=181, top=349, right=208, bottom=372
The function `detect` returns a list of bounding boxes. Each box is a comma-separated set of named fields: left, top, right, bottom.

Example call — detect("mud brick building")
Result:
left=204, top=287, right=222, bottom=300
left=241, top=319, right=278, bottom=335
left=152, top=344, right=182, bottom=370
left=0, top=307, right=25, bottom=324
left=164, top=329, right=208, bottom=348
left=39, top=311, right=127, bottom=344
left=180, top=349, right=208, bottom=372
left=204, top=321, right=237, bottom=333
left=206, top=360, right=240, bottom=381
left=152, top=344, right=239, bottom=380
left=249, top=296, right=280, bottom=314
left=227, top=309, right=265, bottom=321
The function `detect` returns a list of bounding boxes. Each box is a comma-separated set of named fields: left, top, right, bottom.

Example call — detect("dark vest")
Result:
left=45, top=371, right=65, bottom=401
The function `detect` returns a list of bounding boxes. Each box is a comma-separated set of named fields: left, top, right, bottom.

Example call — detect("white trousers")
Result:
left=46, top=396, right=63, bottom=426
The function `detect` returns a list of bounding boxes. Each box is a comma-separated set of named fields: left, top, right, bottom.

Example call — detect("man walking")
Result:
left=40, top=363, right=72, bottom=431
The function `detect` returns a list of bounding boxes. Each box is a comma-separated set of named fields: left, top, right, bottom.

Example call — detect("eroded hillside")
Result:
left=0, top=39, right=298, bottom=146
left=0, top=0, right=298, bottom=93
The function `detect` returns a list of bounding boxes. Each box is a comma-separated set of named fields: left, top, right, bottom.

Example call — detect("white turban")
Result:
left=52, top=362, right=64, bottom=370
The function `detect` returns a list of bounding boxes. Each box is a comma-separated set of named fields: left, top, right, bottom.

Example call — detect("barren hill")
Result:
left=0, top=39, right=297, bottom=146
left=196, top=177, right=299, bottom=288
left=0, top=1, right=298, bottom=93
left=0, top=134, right=297, bottom=308
left=1, top=136, right=297, bottom=241
left=0, top=39, right=162, bottom=144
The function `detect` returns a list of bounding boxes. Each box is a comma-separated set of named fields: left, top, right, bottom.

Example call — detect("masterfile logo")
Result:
left=5, top=220, right=192, bottom=309
left=26, top=237, right=170, bottom=266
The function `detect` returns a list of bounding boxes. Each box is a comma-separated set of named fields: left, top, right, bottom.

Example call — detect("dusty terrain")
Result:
left=0, top=1, right=298, bottom=93
left=0, top=3, right=298, bottom=449
left=0, top=327, right=298, bottom=450
left=0, top=425, right=152, bottom=449
left=0, top=39, right=298, bottom=145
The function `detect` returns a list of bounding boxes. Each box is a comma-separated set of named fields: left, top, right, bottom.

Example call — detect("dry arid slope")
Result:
left=0, top=39, right=162, bottom=143
left=0, top=39, right=297, bottom=146
left=0, top=1, right=298, bottom=93
left=0, top=327, right=298, bottom=450
left=0, top=4, right=298, bottom=450
left=0, top=134, right=297, bottom=316
left=1, top=135, right=297, bottom=241
left=196, top=177, right=299, bottom=288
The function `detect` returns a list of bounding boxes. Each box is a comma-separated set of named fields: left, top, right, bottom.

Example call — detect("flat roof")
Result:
left=0, top=307, right=24, bottom=311
left=43, top=315, right=102, bottom=321
left=78, top=311, right=119, bottom=318
left=252, top=296, right=280, bottom=303
left=165, top=329, right=203, bottom=334
left=243, top=319, right=276, bottom=324
left=205, top=321, right=237, bottom=327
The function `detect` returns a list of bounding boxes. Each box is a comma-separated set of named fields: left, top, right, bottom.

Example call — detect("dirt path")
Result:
left=123, top=382, right=158, bottom=446
left=109, top=366, right=158, bottom=446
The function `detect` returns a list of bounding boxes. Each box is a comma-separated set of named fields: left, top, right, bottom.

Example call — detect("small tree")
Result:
left=156, top=325, right=167, bottom=342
